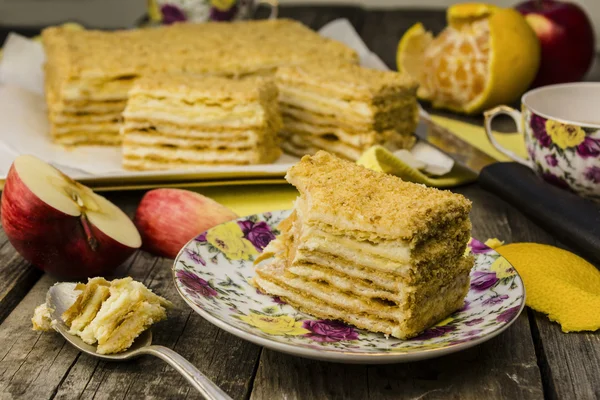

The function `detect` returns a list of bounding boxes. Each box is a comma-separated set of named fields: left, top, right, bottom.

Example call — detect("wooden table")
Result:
left=0, top=6, right=598, bottom=400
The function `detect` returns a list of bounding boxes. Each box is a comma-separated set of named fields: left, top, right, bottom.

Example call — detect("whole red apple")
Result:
left=134, top=189, right=238, bottom=259
left=516, top=0, right=595, bottom=87
left=1, top=155, right=141, bottom=279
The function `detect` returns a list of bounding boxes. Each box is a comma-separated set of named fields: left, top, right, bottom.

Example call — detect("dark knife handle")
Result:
left=479, top=162, right=600, bottom=265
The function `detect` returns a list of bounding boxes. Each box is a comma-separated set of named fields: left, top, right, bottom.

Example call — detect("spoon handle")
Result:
left=140, top=345, right=232, bottom=400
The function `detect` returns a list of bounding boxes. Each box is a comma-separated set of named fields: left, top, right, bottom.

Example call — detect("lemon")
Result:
left=397, top=3, right=540, bottom=115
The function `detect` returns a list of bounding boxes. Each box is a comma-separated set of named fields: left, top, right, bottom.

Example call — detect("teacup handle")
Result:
left=254, top=0, right=278, bottom=19
left=483, top=105, right=529, bottom=166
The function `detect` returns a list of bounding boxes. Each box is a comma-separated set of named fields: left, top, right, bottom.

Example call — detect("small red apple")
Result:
left=516, top=0, right=595, bottom=87
left=134, top=189, right=238, bottom=259
left=1, top=155, right=141, bottom=279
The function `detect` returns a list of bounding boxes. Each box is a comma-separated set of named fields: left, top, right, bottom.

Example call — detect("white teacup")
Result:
left=484, top=83, right=600, bottom=201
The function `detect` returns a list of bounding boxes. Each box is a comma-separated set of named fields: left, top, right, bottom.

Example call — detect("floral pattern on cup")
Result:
left=152, top=0, right=254, bottom=24
left=172, top=211, right=525, bottom=358
left=524, top=107, right=600, bottom=201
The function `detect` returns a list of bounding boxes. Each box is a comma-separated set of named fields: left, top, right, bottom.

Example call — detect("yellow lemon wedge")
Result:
left=397, top=3, right=540, bottom=115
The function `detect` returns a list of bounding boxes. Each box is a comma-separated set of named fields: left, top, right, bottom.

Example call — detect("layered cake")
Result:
left=276, top=62, right=420, bottom=160
left=121, top=74, right=282, bottom=170
left=61, top=277, right=171, bottom=354
left=41, top=20, right=357, bottom=146
left=254, top=151, right=473, bottom=339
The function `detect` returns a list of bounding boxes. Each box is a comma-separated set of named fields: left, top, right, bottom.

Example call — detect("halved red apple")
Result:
left=1, top=155, right=141, bottom=279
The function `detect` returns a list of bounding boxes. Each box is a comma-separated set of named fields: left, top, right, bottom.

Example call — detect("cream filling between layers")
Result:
left=292, top=249, right=407, bottom=290
left=122, top=146, right=276, bottom=163
left=121, top=122, right=264, bottom=141
left=54, top=134, right=122, bottom=145
left=299, top=223, right=411, bottom=263
left=253, top=272, right=404, bottom=338
left=123, top=132, right=260, bottom=149
left=295, top=197, right=411, bottom=262
left=278, top=85, right=373, bottom=119
left=287, top=263, right=408, bottom=304
left=122, top=102, right=267, bottom=128
left=122, top=159, right=250, bottom=170
left=49, top=112, right=122, bottom=124
left=282, top=117, right=381, bottom=147
left=281, top=132, right=362, bottom=160
left=51, top=123, right=122, bottom=135
left=258, top=268, right=408, bottom=322
left=62, top=81, right=132, bottom=102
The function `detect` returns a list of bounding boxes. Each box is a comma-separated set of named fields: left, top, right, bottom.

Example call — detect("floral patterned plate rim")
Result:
left=172, top=210, right=525, bottom=364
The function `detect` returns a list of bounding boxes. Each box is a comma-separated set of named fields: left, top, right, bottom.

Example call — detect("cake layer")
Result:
left=42, top=19, right=358, bottom=101
left=51, top=121, right=122, bottom=135
left=257, top=262, right=409, bottom=321
left=281, top=103, right=419, bottom=133
left=122, top=75, right=283, bottom=133
left=297, top=221, right=471, bottom=268
left=282, top=116, right=391, bottom=148
left=123, top=132, right=265, bottom=150
left=285, top=151, right=472, bottom=241
left=280, top=140, right=322, bottom=160
left=290, top=250, right=405, bottom=291
left=96, top=301, right=165, bottom=355
left=122, top=105, right=273, bottom=130
left=53, top=132, right=122, bottom=146
left=130, top=74, right=278, bottom=103
left=254, top=259, right=470, bottom=339
left=122, top=158, right=252, bottom=170
left=48, top=99, right=128, bottom=114
left=276, top=62, right=418, bottom=102
left=121, top=123, right=266, bottom=145
left=280, top=127, right=415, bottom=161
left=255, top=272, right=401, bottom=336
left=293, top=193, right=471, bottom=262
left=281, top=131, right=363, bottom=160
left=287, top=255, right=473, bottom=306
left=122, top=145, right=281, bottom=165
left=278, top=84, right=374, bottom=119
left=278, top=85, right=418, bottom=124
left=288, top=263, right=407, bottom=304
left=49, top=112, right=122, bottom=124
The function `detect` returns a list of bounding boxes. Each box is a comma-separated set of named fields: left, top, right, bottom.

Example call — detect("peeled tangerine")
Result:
left=397, top=3, right=541, bottom=114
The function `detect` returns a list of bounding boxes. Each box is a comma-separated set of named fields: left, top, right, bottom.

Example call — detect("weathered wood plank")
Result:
left=0, top=196, right=43, bottom=325
left=0, top=274, right=74, bottom=399
left=456, top=186, right=600, bottom=400
left=251, top=315, right=542, bottom=400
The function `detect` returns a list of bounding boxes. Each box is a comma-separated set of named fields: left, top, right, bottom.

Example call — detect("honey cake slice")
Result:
left=121, top=74, right=282, bottom=170
left=60, top=277, right=172, bottom=354
left=275, top=62, right=419, bottom=160
left=254, top=151, right=473, bottom=339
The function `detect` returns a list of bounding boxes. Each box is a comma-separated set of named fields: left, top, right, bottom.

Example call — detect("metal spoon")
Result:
left=47, top=282, right=232, bottom=400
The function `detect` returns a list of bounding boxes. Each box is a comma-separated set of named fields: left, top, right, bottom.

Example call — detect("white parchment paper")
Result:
left=0, top=20, right=452, bottom=180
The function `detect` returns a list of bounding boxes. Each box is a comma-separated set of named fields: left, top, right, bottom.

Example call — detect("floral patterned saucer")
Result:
left=172, top=210, right=525, bottom=363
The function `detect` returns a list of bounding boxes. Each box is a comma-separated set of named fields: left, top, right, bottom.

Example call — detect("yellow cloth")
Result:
left=357, top=145, right=478, bottom=188
left=430, top=115, right=527, bottom=162
left=487, top=240, right=600, bottom=333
